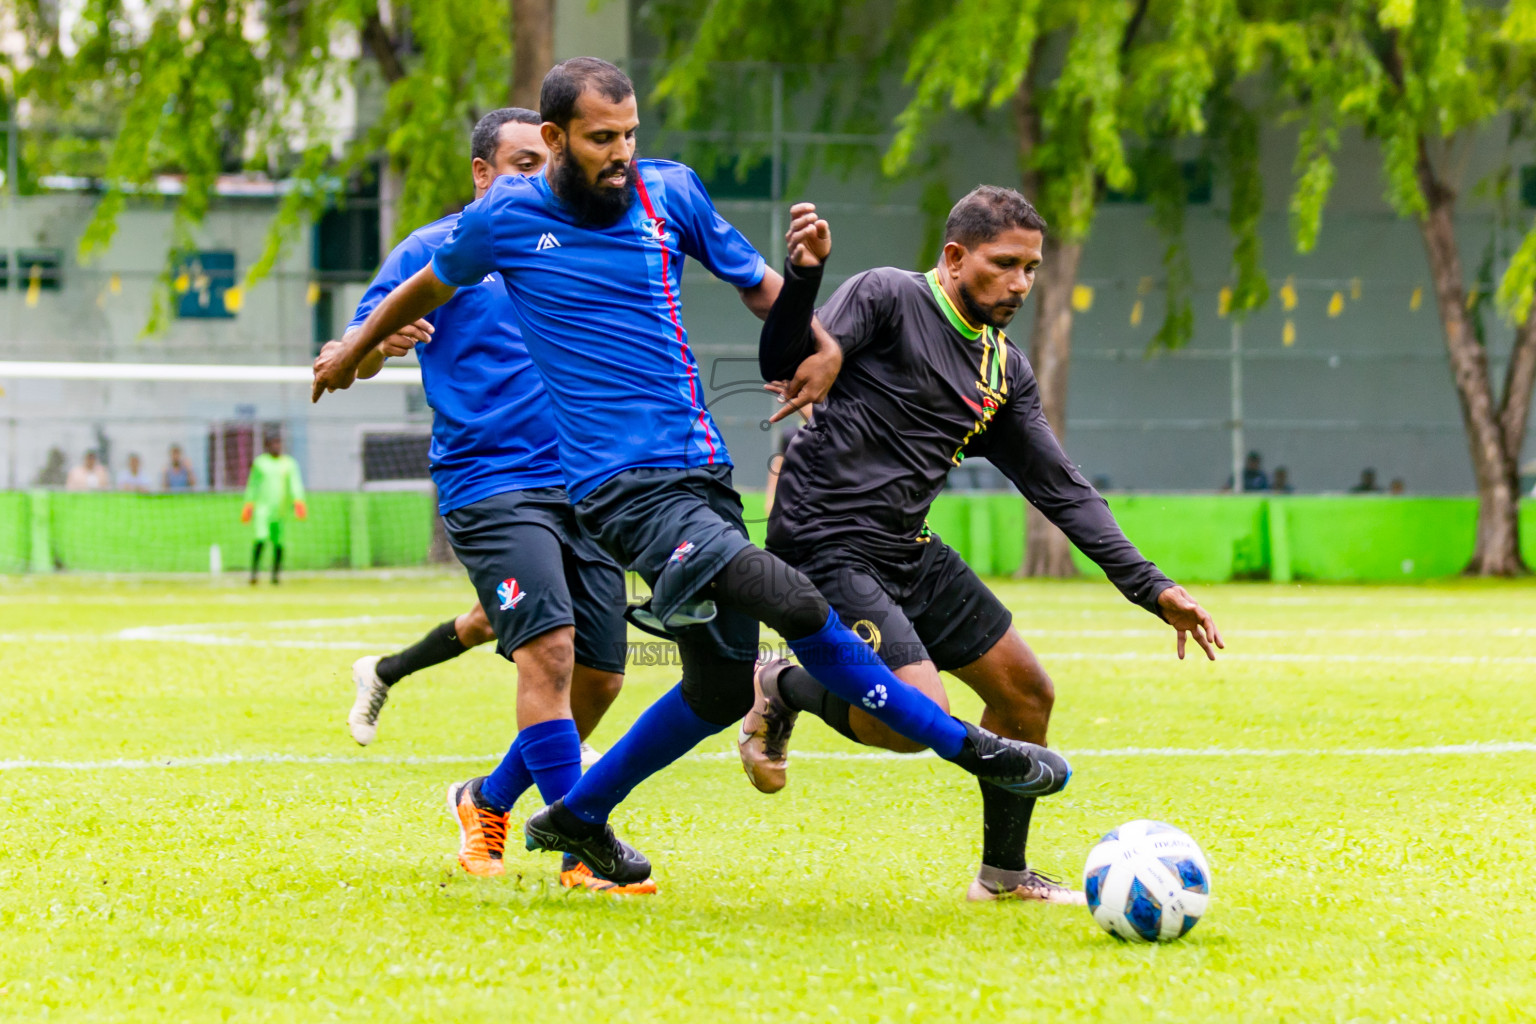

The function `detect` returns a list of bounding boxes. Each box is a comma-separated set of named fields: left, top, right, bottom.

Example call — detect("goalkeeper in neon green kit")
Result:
left=241, top=434, right=308, bottom=585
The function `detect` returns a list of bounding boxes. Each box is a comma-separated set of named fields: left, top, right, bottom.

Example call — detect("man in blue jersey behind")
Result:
left=315, top=58, right=1071, bottom=888
left=322, top=107, right=647, bottom=894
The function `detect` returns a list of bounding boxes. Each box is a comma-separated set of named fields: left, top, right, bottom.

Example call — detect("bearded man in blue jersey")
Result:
left=314, top=58, right=1071, bottom=888
left=320, top=107, right=645, bottom=893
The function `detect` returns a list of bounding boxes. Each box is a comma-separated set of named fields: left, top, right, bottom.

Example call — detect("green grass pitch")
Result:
left=2, top=573, right=1535, bottom=1022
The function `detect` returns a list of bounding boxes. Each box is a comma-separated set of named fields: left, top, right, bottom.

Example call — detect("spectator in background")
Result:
left=117, top=453, right=152, bottom=493
left=163, top=444, right=196, bottom=491
left=1389, top=478, right=1406, bottom=495
left=34, top=447, right=67, bottom=487
left=1224, top=450, right=1269, bottom=492
left=1350, top=468, right=1381, bottom=493
left=65, top=450, right=110, bottom=491
left=1242, top=451, right=1269, bottom=491
left=1271, top=466, right=1293, bottom=493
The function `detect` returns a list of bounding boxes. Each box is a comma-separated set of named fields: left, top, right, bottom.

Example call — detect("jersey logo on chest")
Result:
left=951, top=328, right=1009, bottom=466
left=639, top=217, right=670, bottom=246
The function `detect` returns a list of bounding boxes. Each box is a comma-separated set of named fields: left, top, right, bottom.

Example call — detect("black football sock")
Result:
left=776, top=665, right=860, bottom=744
left=271, top=544, right=283, bottom=583
left=250, top=541, right=265, bottom=582
left=979, top=780, right=1034, bottom=872
left=377, top=619, right=469, bottom=687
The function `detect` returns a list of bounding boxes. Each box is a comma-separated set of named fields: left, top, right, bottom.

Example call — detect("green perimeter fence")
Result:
left=0, top=490, right=1532, bottom=581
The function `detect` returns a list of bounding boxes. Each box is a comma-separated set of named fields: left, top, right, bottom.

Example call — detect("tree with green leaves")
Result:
left=6, top=0, right=544, bottom=331
left=885, top=0, right=1270, bottom=576
left=653, top=0, right=1266, bottom=576
left=1267, top=0, right=1536, bottom=575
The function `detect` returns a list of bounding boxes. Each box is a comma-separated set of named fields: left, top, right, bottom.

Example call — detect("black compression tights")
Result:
left=676, top=547, right=832, bottom=726
left=705, top=547, right=829, bottom=641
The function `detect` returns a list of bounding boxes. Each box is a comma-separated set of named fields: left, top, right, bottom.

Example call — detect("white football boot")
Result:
left=347, top=656, right=391, bottom=745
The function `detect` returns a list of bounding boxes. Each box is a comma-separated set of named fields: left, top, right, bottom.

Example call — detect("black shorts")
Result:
left=443, top=487, right=627, bottom=674
left=575, top=465, right=759, bottom=662
left=778, top=538, right=1013, bottom=672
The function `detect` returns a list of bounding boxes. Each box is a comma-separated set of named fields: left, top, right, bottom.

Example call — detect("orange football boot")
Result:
left=559, top=854, right=658, bottom=895
left=447, top=778, right=508, bottom=877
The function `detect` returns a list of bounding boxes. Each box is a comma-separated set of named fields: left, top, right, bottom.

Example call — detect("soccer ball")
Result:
left=1083, top=820, right=1211, bottom=942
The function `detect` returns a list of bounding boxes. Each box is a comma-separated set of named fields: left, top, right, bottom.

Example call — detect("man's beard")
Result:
left=552, top=154, right=637, bottom=227
left=957, top=279, right=1022, bottom=329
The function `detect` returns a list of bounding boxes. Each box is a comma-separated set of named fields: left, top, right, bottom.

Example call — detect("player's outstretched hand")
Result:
left=312, top=341, right=360, bottom=402
left=380, top=319, right=434, bottom=358
left=786, top=202, right=831, bottom=267
left=766, top=320, right=842, bottom=423
left=1157, top=585, right=1223, bottom=661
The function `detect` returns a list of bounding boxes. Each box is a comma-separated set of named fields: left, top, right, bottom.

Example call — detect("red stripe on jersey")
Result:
left=634, top=171, right=717, bottom=463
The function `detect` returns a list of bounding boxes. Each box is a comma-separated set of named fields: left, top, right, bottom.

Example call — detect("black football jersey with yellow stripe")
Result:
left=766, top=266, right=1172, bottom=615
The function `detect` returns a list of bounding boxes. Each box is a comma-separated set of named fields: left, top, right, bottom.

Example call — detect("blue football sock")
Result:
left=786, top=609, right=967, bottom=759
left=562, top=684, right=720, bottom=824
left=518, top=717, right=583, bottom=806
left=479, top=735, right=534, bottom=813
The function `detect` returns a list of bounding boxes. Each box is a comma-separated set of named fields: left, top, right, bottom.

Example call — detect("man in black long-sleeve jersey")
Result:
left=744, top=185, right=1223, bottom=904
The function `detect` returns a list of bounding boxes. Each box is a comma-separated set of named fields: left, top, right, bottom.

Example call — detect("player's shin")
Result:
left=518, top=718, right=582, bottom=805
left=479, top=734, right=535, bottom=812
left=478, top=717, right=583, bottom=814
left=376, top=619, right=468, bottom=687
left=980, top=781, right=1034, bottom=872
left=776, top=665, right=859, bottom=743
left=559, top=682, right=725, bottom=826
left=785, top=609, right=968, bottom=759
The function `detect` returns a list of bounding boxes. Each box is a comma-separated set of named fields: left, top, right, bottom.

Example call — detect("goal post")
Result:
left=0, top=360, right=446, bottom=575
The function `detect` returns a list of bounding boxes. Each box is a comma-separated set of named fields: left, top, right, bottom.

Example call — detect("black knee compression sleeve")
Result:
left=677, top=639, right=757, bottom=727
left=710, top=547, right=829, bottom=641
left=777, top=665, right=859, bottom=743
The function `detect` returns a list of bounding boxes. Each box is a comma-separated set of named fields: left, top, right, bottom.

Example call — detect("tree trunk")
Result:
left=379, top=163, right=404, bottom=250
left=1499, top=303, right=1536, bottom=471
left=510, top=0, right=554, bottom=109
left=1414, top=143, right=1526, bottom=575
left=1013, top=64, right=1082, bottom=578
left=360, top=13, right=407, bottom=250
left=1022, top=236, right=1084, bottom=577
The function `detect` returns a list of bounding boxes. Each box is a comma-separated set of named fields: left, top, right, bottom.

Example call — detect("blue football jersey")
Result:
left=350, top=215, right=564, bottom=513
left=430, top=159, right=767, bottom=500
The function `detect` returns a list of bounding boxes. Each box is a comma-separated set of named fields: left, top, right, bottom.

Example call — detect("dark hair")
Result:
left=540, top=57, right=634, bottom=129
left=943, top=185, right=1048, bottom=249
left=470, top=107, right=541, bottom=163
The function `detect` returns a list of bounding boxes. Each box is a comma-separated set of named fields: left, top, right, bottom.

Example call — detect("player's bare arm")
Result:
left=312, top=266, right=457, bottom=401
left=333, top=320, right=435, bottom=382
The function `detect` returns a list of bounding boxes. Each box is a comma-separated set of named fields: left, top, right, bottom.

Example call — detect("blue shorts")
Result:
left=443, top=487, right=627, bottom=674
left=574, top=465, right=759, bottom=662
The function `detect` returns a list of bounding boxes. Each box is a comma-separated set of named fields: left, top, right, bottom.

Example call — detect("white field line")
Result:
left=4, top=613, right=1536, bottom=664
left=4, top=626, right=1534, bottom=665
left=2, top=626, right=1535, bottom=665
left=1022, top=628, right=1536, bottom=638
left=1043, top=652, right=1536, bottom=665
left=3, top=742, right=1536, bottom=772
